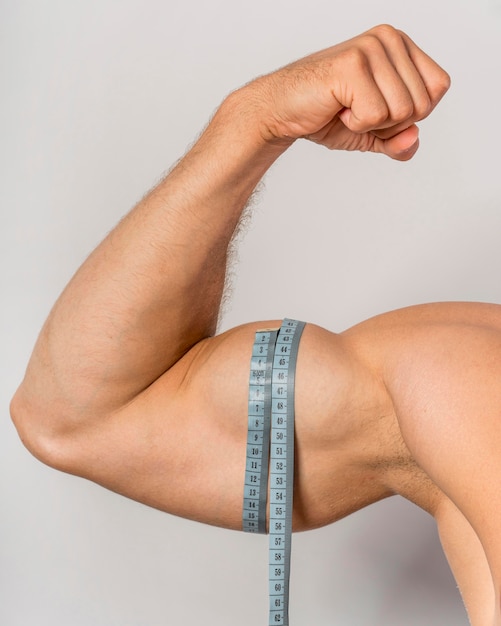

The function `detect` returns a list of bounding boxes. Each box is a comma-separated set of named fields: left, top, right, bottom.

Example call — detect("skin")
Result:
left=10, top=24, right=499, bottom=624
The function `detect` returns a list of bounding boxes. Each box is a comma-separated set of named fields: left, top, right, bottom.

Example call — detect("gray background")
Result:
left=2, top=0, right=500, bottom=624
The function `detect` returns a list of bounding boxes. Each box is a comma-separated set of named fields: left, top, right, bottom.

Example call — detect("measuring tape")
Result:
left=243, top=328, right=278, bottom=533
left=243, top=319, right=305, bottom=626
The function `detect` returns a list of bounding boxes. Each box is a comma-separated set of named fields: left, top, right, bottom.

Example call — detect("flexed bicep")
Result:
left=45, top=321, right=375, bottom=533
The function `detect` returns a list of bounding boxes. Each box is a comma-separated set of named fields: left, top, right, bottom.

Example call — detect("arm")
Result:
left=436, top=499, right=495, bottom=626
left=10, top=25, right=449, bottom=519
left=365, top=303, right=501, bottom=623
left=402, top=349, right=501, bottom=621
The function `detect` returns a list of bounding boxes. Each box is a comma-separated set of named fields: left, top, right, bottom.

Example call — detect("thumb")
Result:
left=374, top=125, right=420, bottom=161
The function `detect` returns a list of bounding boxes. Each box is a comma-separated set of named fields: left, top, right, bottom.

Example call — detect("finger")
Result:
left=306, top=115, right=420, bottom=161
left=337, top=51, right=391, bottom=134
left=372, top=27, right=432, bottom=122
left=398, top=30, right=451, bottom=110
left=373, top=124, right=420, bottom=161
left=370, top=118, right=421, bottom=141
left=338, top=33, right=424, bottom=134
left=340, top=68, right=414, bottom=136
left=363, top=33, right=418, bottom=125
left=341, top=29, right=449, bottom=138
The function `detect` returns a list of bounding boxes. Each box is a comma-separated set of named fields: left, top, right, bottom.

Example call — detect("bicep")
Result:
left=63, top=322, right=267, bottom=530
left=56, top=320, right=342, bottom=532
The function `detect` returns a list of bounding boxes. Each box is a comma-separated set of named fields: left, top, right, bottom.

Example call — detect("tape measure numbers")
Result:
left=243, top=319, right=305, bottom=626
left=243, top=329, right=278, bottom=534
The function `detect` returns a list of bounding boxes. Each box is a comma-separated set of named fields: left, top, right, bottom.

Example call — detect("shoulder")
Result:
left=343, top=301, right=501, bottom=339
left=351, top=302, right=501, bottom=439
left=342, top=302, right=501, bottom=420
left=345, top=301, right=501, bottom=590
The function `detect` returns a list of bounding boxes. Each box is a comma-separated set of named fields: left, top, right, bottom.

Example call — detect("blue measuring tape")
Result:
left=243, top=319, right=305, bottom=626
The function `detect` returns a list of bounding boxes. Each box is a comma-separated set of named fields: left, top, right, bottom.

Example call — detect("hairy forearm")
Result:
left=14, top=88, right=289, bottom=430
left=12, top=24, right=450, bottom=448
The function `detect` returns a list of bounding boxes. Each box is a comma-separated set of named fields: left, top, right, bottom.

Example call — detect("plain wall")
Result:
left=2, top=1, right=501, bottom=624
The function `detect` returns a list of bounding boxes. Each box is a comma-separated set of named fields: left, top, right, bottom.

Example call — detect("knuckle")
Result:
left=437, top=69, right=452, bottom=95
left=413, top=93, right=432, bottom=121
left=427, top=69, right=451, bottom=104
left=340, top=36, right=383, bottom=72
left=353, top=103, right=388, bottom=131
left=358, top=33, right=386, bottom=55
left=370, top=104, right=390, bottom=126
left=340, top=45, right=369, bottom=71
left=369, top=23, right=401, bottom=41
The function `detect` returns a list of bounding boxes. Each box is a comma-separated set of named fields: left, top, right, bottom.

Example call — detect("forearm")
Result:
left=12, top=24, right=450, bottom=450
left=14, top=88, right=289, bottom=431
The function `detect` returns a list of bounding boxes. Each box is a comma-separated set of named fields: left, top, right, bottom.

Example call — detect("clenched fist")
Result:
left=237, top=24, right=450, bottom=160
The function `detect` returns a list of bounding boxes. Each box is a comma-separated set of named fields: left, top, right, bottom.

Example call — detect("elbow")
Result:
left=10, top=386, right=72, bottom=472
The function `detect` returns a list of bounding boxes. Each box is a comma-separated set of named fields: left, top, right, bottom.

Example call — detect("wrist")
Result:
left=218, top=83, right=296, bottom=151
left=175, top=86, right=293, bottom=201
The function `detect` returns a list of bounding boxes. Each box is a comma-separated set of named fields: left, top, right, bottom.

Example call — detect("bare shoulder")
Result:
left=345, top=301, right=501, bottom=336
left=345, top=301, right=501, bottom=593
left=343, top=302, right=501, bottom=420
left=353, top=302, right=501, bottom=439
